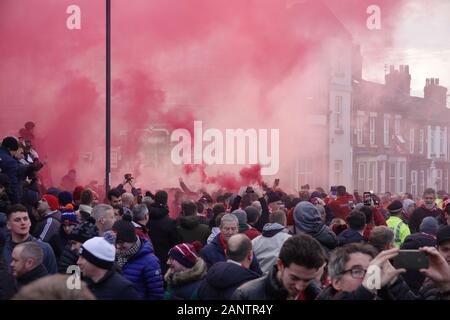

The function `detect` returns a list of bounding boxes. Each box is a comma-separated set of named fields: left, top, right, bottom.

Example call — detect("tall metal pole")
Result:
left=106, top=0, right=111, bottom=195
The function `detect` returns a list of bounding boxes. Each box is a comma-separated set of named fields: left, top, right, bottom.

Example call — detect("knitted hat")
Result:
left=112, top=214, right=137, bottom=243
left=80, top=237, right=116, bottom=270
left=168, top=243, right=199, bottom=268
left=42, top=194, right=60, bottom=211
left=437, top=225, right=450, bottom=246
left=61, top=212, right=79, bottom=226
left=387, top=200, right=403, bottom=214
left=419, top=217, right=439, bottom=235
left=231, top=209, right=247, bottom=225
left=69, top=220, right=98, bottom=243
left=58, top=191, right=73, bottom=207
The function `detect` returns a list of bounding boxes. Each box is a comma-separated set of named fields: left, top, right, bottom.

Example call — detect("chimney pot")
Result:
left=436, top=79, right=440, bottom=86
left=405, top=65, right=409, bottom=73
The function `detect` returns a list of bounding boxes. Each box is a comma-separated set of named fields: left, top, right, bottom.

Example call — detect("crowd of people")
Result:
left=1, top=133, right=450, bottom=300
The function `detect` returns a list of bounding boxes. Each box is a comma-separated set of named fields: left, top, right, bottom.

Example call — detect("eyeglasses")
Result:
left=341, top=267, right=367, bottom=279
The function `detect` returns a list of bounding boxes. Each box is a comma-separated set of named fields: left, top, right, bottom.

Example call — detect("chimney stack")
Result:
left=385, top=65, right=411, bottom=96
left=424, top=78, right=447, bottom=107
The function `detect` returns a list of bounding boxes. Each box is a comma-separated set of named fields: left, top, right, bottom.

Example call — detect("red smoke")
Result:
left=0, top=0, right=408, bottom=192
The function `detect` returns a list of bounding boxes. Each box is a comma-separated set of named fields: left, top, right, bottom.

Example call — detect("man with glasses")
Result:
left=409, top=188, right=444, bottom=234
left=3, top=204, right=57, bottom=274
left=317, top=243, right=411, bottom=300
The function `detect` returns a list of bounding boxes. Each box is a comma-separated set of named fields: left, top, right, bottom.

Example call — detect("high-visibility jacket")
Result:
left=386, top=216, right=411, bottom=247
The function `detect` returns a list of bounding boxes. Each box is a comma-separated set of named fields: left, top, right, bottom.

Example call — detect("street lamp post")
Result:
left=106, top=0, right=111, bottom=194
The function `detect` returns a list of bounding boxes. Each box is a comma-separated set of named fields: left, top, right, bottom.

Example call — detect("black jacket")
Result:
left=146, top=203, right=179, bottom=275
left=58, top=246, right=79, bottom=274
left=0, top=232, right=16, bottom=299
left=16, top=264, right=48, bottom=289
left=400, top=232, right=436, bottom=294
left=85, top=270, right=140, bottom=300
left=232, top=265, right=321, bottom=300
left=409, top=207, right=442, bottom=234
left=198, top=261, right=260, bottom=300
left=337, top=229, right=365, bottom=246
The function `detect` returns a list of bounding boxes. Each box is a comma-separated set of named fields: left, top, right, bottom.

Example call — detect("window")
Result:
left=398, top=161, right=405, bottom=193
left=358, top=163, right=366, bottom=192
left=370, top=116, right=376, bottom=145
left=334, top=160, right=343, bottom=185
left=368, top=162, right=376, bottom=192
left=335, top=96, right=343, bottom=130
left=419, top=170, right=425, bottom=196
left=357, top=115, right=364, bottom=145
left=419, top=129, right=424, bottom=154
left=409, top=129, right=414, bottom=154
left=389, top=162, right=396, bottom=193
left=394, top=117, right=401, bottom=135
left=411, top=170, right=417, bottom=197
left=335, top=59, right=344, bottom=77
left=440, top=127, right=445, bottom=156
left=430, top=126, right=435, bottom=156
left=445, top=170, right=449, bottom=193
left=437, top=169, right=443, bottom=190
left=384, top=117, right=390, bottom=146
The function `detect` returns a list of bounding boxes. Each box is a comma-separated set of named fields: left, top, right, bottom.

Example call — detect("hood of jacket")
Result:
left=149, top=203, right=169, bottom=220
left=179, top=215, right=200, bottom=230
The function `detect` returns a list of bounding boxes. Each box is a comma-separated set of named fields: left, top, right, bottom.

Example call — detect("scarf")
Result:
left=116, top=237, right=141, bottom=268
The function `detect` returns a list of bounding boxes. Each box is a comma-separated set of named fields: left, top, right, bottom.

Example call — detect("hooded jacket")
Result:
left=198, top=261, right=260, bottom=300
left=177, top=215, right=210, bottom=245
left=294, top=201, right=338, bottom=252
left=164, top=258, right=207, bottom=300
left=252, top=223, right=291, bottom=274
left=0, top=147, right=20, bottom=204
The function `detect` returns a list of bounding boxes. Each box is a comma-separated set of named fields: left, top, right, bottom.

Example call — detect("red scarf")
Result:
left=219, top=233, right=228, bottom=251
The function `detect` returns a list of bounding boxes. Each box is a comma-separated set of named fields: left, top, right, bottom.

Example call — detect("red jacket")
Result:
left=328, top=194, right=354, bottom=220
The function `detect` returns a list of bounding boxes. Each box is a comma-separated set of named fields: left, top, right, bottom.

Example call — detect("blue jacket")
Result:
left=0, top=147, right=20, bottom=204
left=200, top=234, right=262, bottom=276
left=198, top=261, right=260, bottom=300
left=338, top=229, right=365, bottom=246
left=121, top=238, right=164, bottom=300
left=3, top=235, right=57, bottom=274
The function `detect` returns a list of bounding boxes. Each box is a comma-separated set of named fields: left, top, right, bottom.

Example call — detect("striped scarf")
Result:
left=116, top=237, right=141, bottom=268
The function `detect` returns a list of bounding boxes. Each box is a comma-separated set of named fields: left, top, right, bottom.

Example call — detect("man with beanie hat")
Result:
left=386, top=200, right=410, bottom=247
left=58, top=218, right=98, bottom=273
left=0, top=136, right=20, bottom=204
left=113, top=215, right=164, bottom=300
left=77, top=236, right=139, bottom=300
left=400, top=216, right=439, bottom=293
left=32, top=195, right=62, bottom=256
left=165, top=242, right=207, bottom=300
left=232, top=209, right=261, bottom=240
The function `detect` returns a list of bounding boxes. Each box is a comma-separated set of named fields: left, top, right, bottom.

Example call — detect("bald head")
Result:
left=226, top=234, right=252, bottom=263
